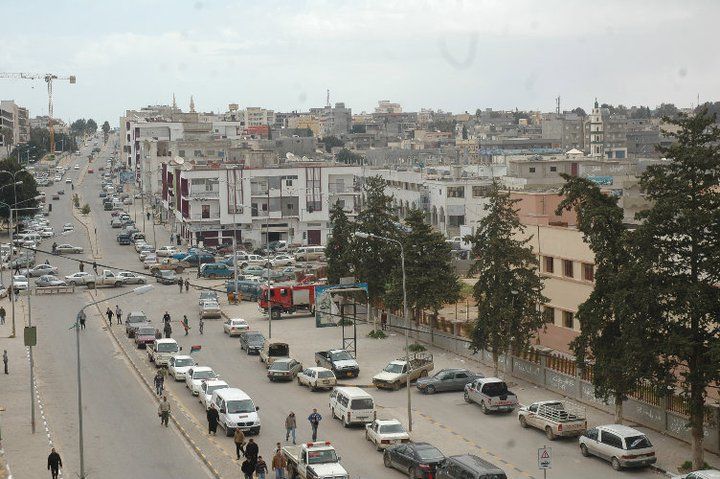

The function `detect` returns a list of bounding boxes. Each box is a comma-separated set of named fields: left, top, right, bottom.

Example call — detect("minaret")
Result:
left=172, top=93, right=178, bottom=111
left=189, top=95, right=196, bottom=113
left=588, top=98, right=604, bottom=157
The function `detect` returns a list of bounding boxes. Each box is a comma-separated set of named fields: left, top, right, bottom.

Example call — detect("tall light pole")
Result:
left=354, top=231, right=411, bottom=431
left=74, top=284, right=153, bottom=479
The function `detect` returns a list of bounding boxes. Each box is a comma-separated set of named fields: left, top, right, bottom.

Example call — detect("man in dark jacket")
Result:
left=240, top=458, right=254, bottom=479
left=47, top=448, right=62, bottom=479
left=245, top=437, right=259, bottom=464
left=207, top=405, right=220, bottom=435
left=163, top=321, right=172, bottom=339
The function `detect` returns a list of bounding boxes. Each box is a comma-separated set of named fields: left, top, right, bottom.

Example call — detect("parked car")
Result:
left=20, top=264, right=59, bottom=277
left=12, top=275, right=29, bottom=291
left=266, top=254, right=295, bottom=267
left=365, top=419, right=410, bottom=450
left=185, top=366, right=219, bottom=396
left=156, top=245, right=177, bottom=257
left=315, top=349, right=360, bottom=378
left=117, top=271, right=147, bottom=284
left=54, top=244, right=84, bottom=254
left=416, top=368, right=481, bottom=394
left=35, top=275, right=66, bottom=287
left=579, top=425, right=656, bottom=471
left=518, top=400, right=587, bottom=440
left=155, top=269, right=178, bottom=285
left=199, top=299, right=221, bottom=319
left=259, top=341, right=289, bottom=367
left=372, top=353, right=434, bottom=390
left=268, top=358, right=303, bottom=382
left=463, top=377, right=518, bottom=414
left=167, top=354, right=197, bottom=381
left=200, top=262, right=234, bottom=279
left=133, top=325, right=159, bottom=348
left=199, top=379, right=230, bottom=411
left=672, top=471, right=720, bottom=479
left=329, top=386, right=376, bottom=427
left=383, top=442, right=446, bottom=479
left=65, top=272, right=93, bottom=286
left=239, top=331, right=265, bottom=355
left=125, top=311, right=149, bottom=338
left=198, top=290, right=219, bottom=305
left=296, top=367, right=336, bottom=391
left=111, top=218, right=122, bottom=228
left=223, top=318, right=249, bottom=336
left=436, top=454, right=507, bottom=479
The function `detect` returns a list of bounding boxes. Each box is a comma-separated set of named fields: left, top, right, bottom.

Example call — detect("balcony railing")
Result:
left=188, top=190, right=219, bottom=198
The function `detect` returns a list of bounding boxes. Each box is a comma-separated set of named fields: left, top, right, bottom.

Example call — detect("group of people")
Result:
left=105, top=305, right=123, bottom=325
left=161, top=310, right=202, bottom=338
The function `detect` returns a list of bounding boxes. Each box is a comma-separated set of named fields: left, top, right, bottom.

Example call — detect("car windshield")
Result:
left=317, top=370, right=335, bottom=379
left=174, top=358, right=194, bottom=367
left=384, top=363, right=404, bottom=374
left=157, top=343, right=178, bottom=352
left=227, top=399, right=255, bottom=414
left=137, top=328, right=155, bottom=335
left=626, top=435, right=652, bottom=450
left=379, top=423, right=405, bottom=434
left=351, top=398, right=374, bottom=410
left=206, top=384, right=227, bottom=395
left=416, top=446, right=444, bottom=461
left=307, top=449, right=338, bottom=465
left=330, top=351, right=352, bottom=361
left=271, top=362, right=290, bottom=371
left=269, top=344, right=289, bottom=356
left=128, top=316, right=147, bottom=324
left=194, top=370, right=216, bottom=379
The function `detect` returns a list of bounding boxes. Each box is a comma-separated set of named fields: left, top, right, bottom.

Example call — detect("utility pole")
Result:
left=28, top=294, right=35, bottom=433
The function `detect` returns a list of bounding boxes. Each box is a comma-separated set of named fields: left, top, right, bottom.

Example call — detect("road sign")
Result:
left=538, top=445, right=552, bottom=470
left=24, top=326, right=37, bottom=347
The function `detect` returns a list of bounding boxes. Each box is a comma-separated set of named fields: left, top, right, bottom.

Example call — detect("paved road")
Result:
left=23, top=136, right=664, bottom=479
left=26, top=138, right=212, bottom=479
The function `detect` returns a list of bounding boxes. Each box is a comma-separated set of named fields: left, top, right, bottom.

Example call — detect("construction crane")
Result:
left=0, top=73, right=77, bottom=154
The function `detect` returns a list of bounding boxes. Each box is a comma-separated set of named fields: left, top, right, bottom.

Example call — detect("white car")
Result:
left=167, top=355, right=197, bottom=381
left=65, top=272, right=93, bottom=286
left=200, top=300, right=221, bottom=319
left=365, top=419, right=410, bottom=450
left=297, top=367, right=337, bottom=391
left=185, top=366, right=219, bottom=396
left=134, top=241, right=149, bottom=253
left=55, top=244, right=84, bottom=254
left=74, top=164, right=80, bottom=170
left=62, top=223, right=74, bottom=233
left=65, top=178, right=72, bottom=184
left=223, top=318, right=249, bottom=336
left=156, top=245, right=177, bottom=257
left=672, top=471, right=720, bottom=479
left=268, top=254, right=295, bottom=267
left=117, top=271, right=147, bottom=284
left=198, top=379, right=229, bottom=411
left=12, top=275, right=29, bottom=290
left=40, top=228, right=54, bottom=238
left=143, top=255, right=159, bottom=269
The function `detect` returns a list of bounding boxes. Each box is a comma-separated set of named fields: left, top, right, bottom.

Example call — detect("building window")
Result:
left=543, top=306, right=555, bottom=323
left=550, top=166, right=557, bottom=172
left=582, top=263, right=595, bottom=282
left=563, top=259, right=574, bottom=278
left=285, top=179, right=293, bottom=186
left=201, top=205, right=210, bottom=219
left=472, top=185, right=489, bottom=197
left=178, top=150, right=185, bottom=157
left=544, top=256, right=554, bottom=273
left=529, top=167, right=536, bottom=173
left=447, top=187, right=464, bottom=198
left=287, top=203, right=294, bottom=211
left=563, top=311, right=574, bottom=329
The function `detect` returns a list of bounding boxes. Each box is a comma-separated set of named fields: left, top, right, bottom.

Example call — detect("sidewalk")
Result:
left=0, top=296, right=64, bottom=479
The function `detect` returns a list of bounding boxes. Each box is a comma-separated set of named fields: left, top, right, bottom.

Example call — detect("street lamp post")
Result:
left=354, top=231, right=411, bottom=431
left=74, top=284, right=153, bottom=479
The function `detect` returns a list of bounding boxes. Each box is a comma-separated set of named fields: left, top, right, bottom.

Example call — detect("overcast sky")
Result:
left=1, top=0, right=718, bottom=125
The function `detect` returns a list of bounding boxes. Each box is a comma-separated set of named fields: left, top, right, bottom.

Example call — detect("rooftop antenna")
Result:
left=556, top=96, right=561, bottom=115
left=326, top=89, right=330, bottom=107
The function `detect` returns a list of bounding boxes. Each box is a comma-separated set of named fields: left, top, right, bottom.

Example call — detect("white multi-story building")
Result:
left=161, top=160, right=361, bottom=248
left=0, top=100, right=29, bottom=147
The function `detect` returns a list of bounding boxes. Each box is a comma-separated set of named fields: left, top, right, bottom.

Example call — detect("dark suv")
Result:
left=436, top=454, right=506, bottom=479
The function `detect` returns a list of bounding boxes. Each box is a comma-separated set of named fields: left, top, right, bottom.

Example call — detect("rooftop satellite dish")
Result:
left=286, top=152, right=293, bottom=160
left=172, top=156, right=185, bottom=166
left=301, top=156, right=309, bottom=162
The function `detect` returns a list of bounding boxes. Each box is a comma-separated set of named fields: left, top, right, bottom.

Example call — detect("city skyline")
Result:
left=1, top=0, right=718, bottom=123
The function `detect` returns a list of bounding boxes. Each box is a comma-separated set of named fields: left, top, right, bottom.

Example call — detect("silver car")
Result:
left=36, top=275, right=66, bottom=287
left=21, top=264, right=59, bottom=277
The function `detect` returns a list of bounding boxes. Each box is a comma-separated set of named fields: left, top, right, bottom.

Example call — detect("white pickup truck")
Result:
left=518, top=400, right=587, bottom=440
left=85, top=269, right=124, bottom=288
left=283, top=441, right=349, bottom=479
left=147, top=338, right=180, bottom=367
left=463, top=377, right=518, bottom=414
left=372, top=352, right=434, bottom=390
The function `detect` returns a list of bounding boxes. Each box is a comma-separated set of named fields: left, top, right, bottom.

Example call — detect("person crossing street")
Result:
left=105, top=307, right=114, bottom=326
left=199, top=317, right=204, bottom=335
left=182, top=315, right=190, bottom=336
left=308, top=408, right=322, bottom=441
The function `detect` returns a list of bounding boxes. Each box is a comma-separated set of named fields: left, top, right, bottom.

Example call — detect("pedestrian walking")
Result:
left=14, top=264, right=20, bottom=275
left=92, top=261, right=98, bottom=274
left=79, top=261, right=84, bottom=272
left=147, top=211, right=151, bottom=221
left=116, top=305, right=123, bottom=324
left=3, top=350, right=8, bottom=374
left=308, top=408, right=322, bottom=441
left=381, top=311, right=388, bottom=331
left=105, top=307, right=114, bottom=326
left=163, top=311, right=171, bottom=324
left=207, top=404, right=219, bottom=435
left=154, top=370, right=165, bottom=396
left=272, top=449, right=287, bottom=479
left=256, top=456, right=268, bottom=479
left=233, top=427, right=246, bottom=460
left=245, top=438, right=259, bottom=464
left=241, top=458, right=254, bottom=479
left=182, top=315, right=190, bottom=336
left=185, top=278, right=190, bottom=292
left=158, top=396, right=170, bottom=427
left=0, top=306, right=6, bottom=325
left=163, top=321, right=172, bottom=339
left=47, top=448, right=62, bottom=479
left=199, top=317, right=204, bottom=335
left=285, top=411, right=296, bottom=444
left=79, top=311, right=86, bottom=330
left=178, top=277, right=183, bottom=293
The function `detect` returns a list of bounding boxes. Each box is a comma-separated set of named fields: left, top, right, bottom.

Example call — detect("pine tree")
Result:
left=352, top=176, right=398, bottom=306
left=325, top=201, right=354, bottom=284
left=635, top=108, right=720, bottom=469
left=384, top=209, right=461, bottom=322
left=557, top=175, right=663, bottom=423
left=467, top=182, right=547, bottom=376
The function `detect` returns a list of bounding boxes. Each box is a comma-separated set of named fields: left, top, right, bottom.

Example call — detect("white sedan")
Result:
left=55, top=244, right=84, bottom=254
left=65, top=272, right=93, bottom=286
left=185, top=366, right=219, bottom=396
left=297, top=367, right=337, bottom=391
left=364, top=419, right=410, bottom=450
left=12, top=275, right=29, bottom=291
left=167, top=355, right=197, bottom=381
left=223, top=318, right=249, bottom=336
left=117, top=271, right=147, bottom=284
left=156, top=246, right=177, bottom=257
left=198, top=379, right=229, bottom=411
left=267, top=254, right=295, bottom=267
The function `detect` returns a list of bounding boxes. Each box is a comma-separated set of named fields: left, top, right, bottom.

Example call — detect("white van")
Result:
left=329, top=386, right=376, bottom=427
left=147, top=338, right=180, bottom=367
left=211, top=388, right=261, bottom=436
left=579, top=424, right=656, bottom=470
left=294, top=246, right=325, bottom=262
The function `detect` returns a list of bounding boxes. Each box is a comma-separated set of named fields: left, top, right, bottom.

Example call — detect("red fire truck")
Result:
left=258, top=284, right=316, bottom=320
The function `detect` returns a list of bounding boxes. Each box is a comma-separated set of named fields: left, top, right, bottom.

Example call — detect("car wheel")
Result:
left=463, top=391, right=471, bottom=403
left=480, top=401, right=490, bottom=415
left=580, top=444, right=590, bottom=457
left=383, top=452, right=393, bottom=468
left=408, top=466, right=417, bottom=478
left=331, top=408, right=336, bottom=419
left=297, top=377, right=302, bottom=386
left=611, top=457, right=621, bottom=471
left=545, top=426, right=556, bottom=441
left=425, top=385, right=436, bottom=395
left=519, top=416, right=528, bottom=428
left=342, top=415, right=349, bottom=428
left=225, top=425, right=234, bottom=437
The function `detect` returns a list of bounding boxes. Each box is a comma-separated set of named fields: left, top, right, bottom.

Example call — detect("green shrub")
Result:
left=407, top=343, right=427, bottom=352
left=80, top=204, right=90, bottom=215
left=367, top=330, right=387, bottom=339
